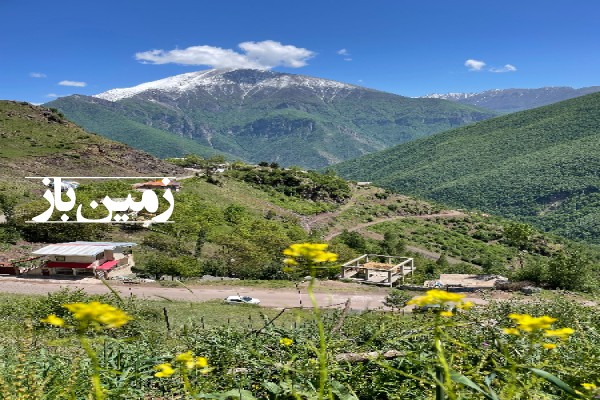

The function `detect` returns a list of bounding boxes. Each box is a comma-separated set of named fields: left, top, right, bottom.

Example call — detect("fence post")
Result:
left=163, top=307, right=171, bottom=336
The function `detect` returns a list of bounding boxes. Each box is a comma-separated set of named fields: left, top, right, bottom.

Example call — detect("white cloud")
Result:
left=337, top=48, right=350, bottom=56
left=135, top=40, right=315, bottom=70
left=59, top=80, right=87, bottom=87
left=46, top=93, right=58, bottom=98
left=465, top=59, right=486, bottom=71
left=344, top=57, right=352, bottom=62
left=30, top=72, right=46, bottom=78
left=490, top=64, right=517, bottom=73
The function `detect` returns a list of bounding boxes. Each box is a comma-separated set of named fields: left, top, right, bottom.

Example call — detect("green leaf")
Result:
left=528, top=368, right=582, bottom=398
left=450, top=370, right=499, bottom=400
left=263, top=382, right=283, bottom=395
left=331, top=380, right=360, bottom=400
left=195, top=389, right=258, bottom=399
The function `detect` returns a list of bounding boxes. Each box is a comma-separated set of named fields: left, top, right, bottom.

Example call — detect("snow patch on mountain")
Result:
left=94, top=69, right=358, bottom=102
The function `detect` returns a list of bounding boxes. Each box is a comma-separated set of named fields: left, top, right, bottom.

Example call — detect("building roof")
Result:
left=132, top=180, right=181, bottom=188
left=33, top=242, right=137, bottom=257
left=96, top=259, right=119, bottom=270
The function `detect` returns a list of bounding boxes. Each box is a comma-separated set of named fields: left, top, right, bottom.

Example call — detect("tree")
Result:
left=504, top=222, right=534, bottom=250
left=145, top=254, right=178, bottom=280
left=543, top=250, right=591, bottom=291
left=0, top=193, right=18, bottom=221
left=195, top=228, right=208, bottom=256
left=381, top=231, right=406, bottom=255
left=383, top=289, right=412, bottom=310
left=338, top=230, right=367, bottom=253
left=436, top=253, right=449, bottom=269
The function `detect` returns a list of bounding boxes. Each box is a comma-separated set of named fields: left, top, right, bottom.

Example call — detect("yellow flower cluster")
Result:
left=175, top=351, right=209, bottom=370
left=64, top=302, right=132, bottom=329
left=283, top=243, right=338, bottom=266
left=40, top=302, right=132, bottom=329
left=544, top=327, right=575, bottom=340
left=154, top=351, right=210, bottom=378
left=506, top=314, right=557, bottom=332
left=154, top=363, right=175, bottom=378
left=40, top=314, right=65, bottom=327
left=502, top=313, right=574, bottom=350
left=407, top=289, right=474, bottom=316
left=582, top=382, right=597, bottom=391
left=279, top=337, right=293, bottom=346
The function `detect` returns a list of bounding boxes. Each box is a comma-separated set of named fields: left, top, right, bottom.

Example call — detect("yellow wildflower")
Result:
left=154, top=363, right=175, bottom=378
left=63, top=302, right=132, bottom=329
left=502, top=328, right=521, bottom=336
left=542, top=343, right=557, bottom=350
left=408, top=289, right=465, bottom=306
left=175, top=351, right=209, bottom=370
left=195, top=357, right=208, bottom=369
left=440, top=311, right=453, bottom=317
left=544, top=327, right=575, bottom=340
left=457, top=301, right=475, bottom=310
left=175, top=351, right=194, bottom=362
left=508, top=313, right=557, bottom=332
left=282, top=243, right=338, bottom=265
left=280, top=337, right=294, bottom=346
left=582, top=383, right=597, bottom=391
left=40, top=314, right=65, bottom=327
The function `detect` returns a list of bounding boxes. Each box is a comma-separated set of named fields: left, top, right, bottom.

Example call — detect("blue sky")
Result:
left=2, top=0, right=599, bottom=104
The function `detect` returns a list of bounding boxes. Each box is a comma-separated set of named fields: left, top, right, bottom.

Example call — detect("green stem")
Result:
left=308, top=273, right=330, bottom=400
left=434, top=317, right=456, bottom=400
left=181, top=367, right=194, bottom=397
left=79, top=335, right=104, bottom=400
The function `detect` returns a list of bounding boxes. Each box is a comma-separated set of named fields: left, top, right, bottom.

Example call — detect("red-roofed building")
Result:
left=132, top=179, right=181, bottom=192
left=29, top=241, right=137, bottom=279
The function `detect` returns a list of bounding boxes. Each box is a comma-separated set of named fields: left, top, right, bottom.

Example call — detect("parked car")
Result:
left=224, top=295, right=260, bottom=305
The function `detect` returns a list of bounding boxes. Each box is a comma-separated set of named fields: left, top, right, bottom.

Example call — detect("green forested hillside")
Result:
left=45, top=95, right=231, bottom=159
left=334, top=92, right=600, bottom=243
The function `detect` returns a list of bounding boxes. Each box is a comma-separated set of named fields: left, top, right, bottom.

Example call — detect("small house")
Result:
left=132, top=179, right=181, bottom=192
left=30, top=241, right=136, bottom=279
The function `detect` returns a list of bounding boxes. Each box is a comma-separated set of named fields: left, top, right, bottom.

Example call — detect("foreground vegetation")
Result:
left=1, top=285, right=598, bottom=399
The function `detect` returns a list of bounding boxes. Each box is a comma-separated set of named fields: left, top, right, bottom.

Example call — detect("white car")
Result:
left=224, top=295, right=260, bottom=305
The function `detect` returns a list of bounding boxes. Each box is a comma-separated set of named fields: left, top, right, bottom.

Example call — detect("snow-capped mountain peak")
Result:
left=94, top=69, right=358, bottom=102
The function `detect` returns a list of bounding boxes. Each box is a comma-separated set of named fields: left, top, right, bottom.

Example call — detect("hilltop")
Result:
left=333, top=92, right=600, bottom=243
left=46, top=68, right=496, bottom=168
left=0, top=100, right=185, bottom=210
left=422, top=86, right=600, bottom=113
left=0, top=101, right=182, bottom=179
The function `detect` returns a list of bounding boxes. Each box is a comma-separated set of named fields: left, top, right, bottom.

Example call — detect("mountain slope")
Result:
left=45, top=95, right=232, bottom=160
left=333, top=92, right=600, bottom=243
left=46, top=69, right=496, bottom=168
left=423, top=86, right=600, bottom=113
left=0, top=100, right=182, bottom=181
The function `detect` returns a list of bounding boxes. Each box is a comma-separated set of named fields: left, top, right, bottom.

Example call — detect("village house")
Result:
left=132, top=179, right=181, bottom=192
left=29, top=241, right=136, bottom=279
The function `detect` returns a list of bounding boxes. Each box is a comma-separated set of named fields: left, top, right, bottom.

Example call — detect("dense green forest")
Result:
left=334, top=92, right=600, bottom=243
left=44, top=96, right=230, bottom=159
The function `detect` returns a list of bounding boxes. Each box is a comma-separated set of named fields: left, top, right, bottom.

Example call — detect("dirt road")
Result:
left=0, top=277, right=390, bottom=310
left=0, top=277, right=493, bottom=310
